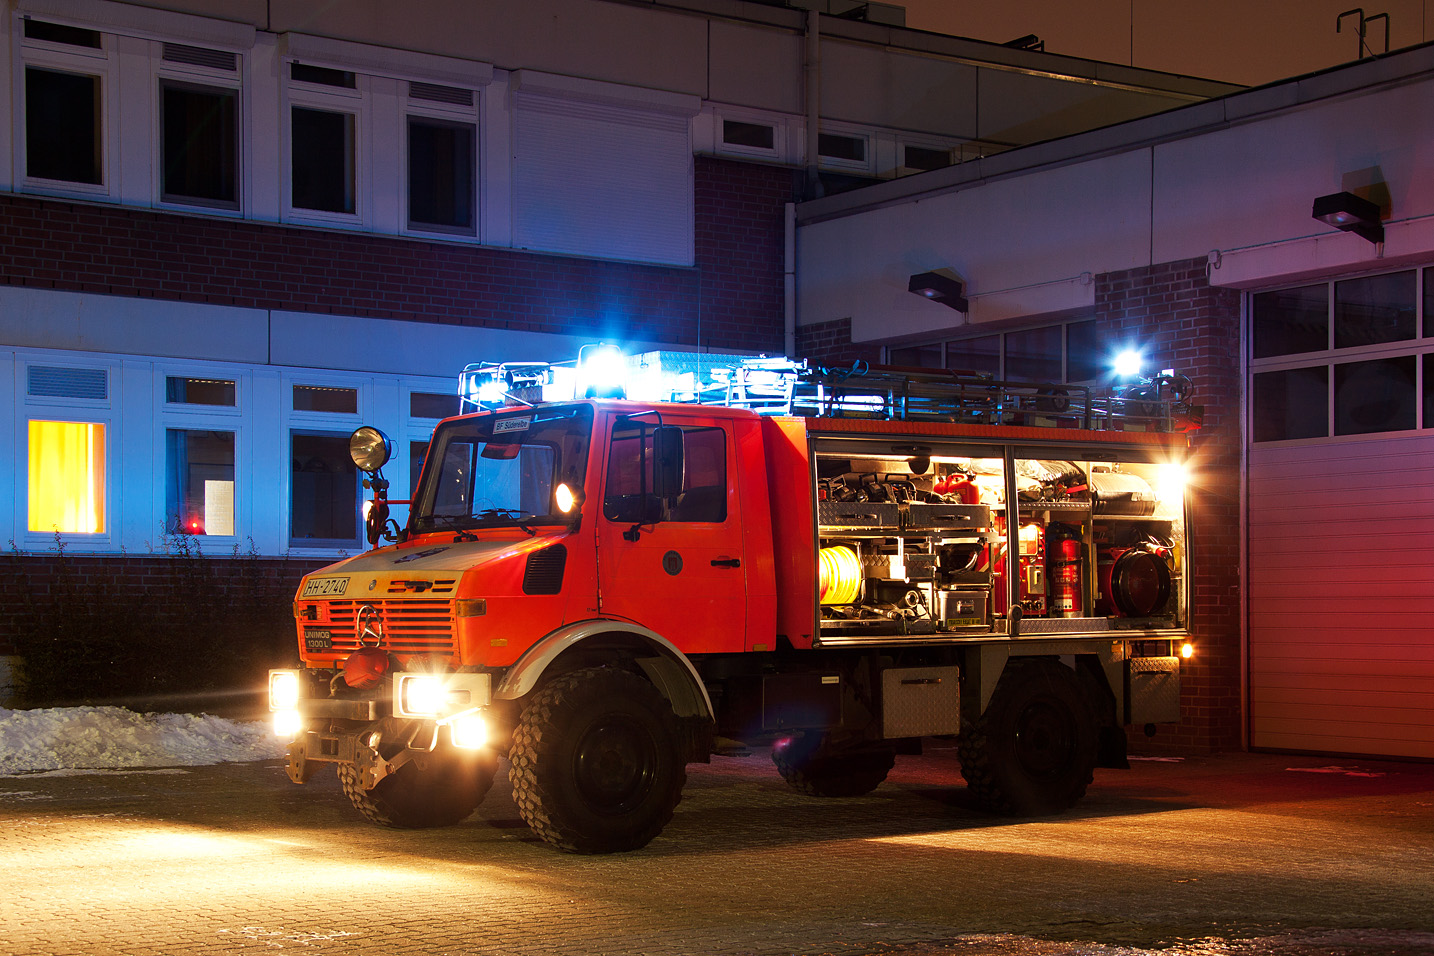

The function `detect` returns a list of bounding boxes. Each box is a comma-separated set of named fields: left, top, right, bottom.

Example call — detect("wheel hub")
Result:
left=573, top=716, right=657, bottom=814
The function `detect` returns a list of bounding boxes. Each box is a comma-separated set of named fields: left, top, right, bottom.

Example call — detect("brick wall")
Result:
left=0, top=550, right=328, bottom=658
left=0, top=157, right=788, bottom=354
left=1096, top=256, right=1243, bottom=753
left=795, top=317, right=883, bottom=368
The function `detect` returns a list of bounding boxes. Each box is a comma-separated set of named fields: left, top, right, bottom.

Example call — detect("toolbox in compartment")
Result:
left=908, top=502, right=991, bottom=530
left=818, top=501, right=902, bottom=529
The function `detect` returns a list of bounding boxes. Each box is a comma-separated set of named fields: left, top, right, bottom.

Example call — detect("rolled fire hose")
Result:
left=818, top=545, right=862, bottom=605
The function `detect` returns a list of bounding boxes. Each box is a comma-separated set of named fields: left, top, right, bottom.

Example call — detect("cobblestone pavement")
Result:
left=2, top=744, right=1433, bottom=956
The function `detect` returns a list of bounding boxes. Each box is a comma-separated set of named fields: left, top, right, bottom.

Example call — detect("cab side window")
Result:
left=604, top=424, right=727, bottom=523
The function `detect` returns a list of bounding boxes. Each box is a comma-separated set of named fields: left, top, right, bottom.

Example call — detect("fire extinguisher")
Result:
left=1046, top=522, right=1083, bottom=618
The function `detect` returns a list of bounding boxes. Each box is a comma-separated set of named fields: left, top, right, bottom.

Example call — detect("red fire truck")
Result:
left=269, top=348, right=1198, bottom=853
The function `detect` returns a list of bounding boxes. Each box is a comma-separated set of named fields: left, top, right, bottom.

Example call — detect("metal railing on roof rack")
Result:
left=705, top=360, right=1200, bottom=433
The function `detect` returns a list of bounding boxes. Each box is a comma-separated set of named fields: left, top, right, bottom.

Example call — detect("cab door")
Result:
left=595, top=414, right=747, bottom=653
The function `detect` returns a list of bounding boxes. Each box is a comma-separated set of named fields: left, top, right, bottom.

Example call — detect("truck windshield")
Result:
left=411, top=405, right=593, bottom=533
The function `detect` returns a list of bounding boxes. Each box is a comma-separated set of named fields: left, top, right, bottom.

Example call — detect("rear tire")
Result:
left=338, top=744, right=497, bottom=829
left=509, top=667, right=686, bottom=853
left=959, top=658, right=1096, bottom=815
left=772, top=735, right=895, bottom=797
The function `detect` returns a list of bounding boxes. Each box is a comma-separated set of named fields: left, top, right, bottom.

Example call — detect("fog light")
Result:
left=269, top=670, right=300, bottom=711
left=274, top=709, right=302, bottom=737
left=449, top=713, right=488, bottom=750
left=1180, top=642, right=1195, bottom=660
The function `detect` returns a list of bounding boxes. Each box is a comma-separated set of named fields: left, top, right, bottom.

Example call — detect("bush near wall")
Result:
left=0, top=537, right=326, bottom=711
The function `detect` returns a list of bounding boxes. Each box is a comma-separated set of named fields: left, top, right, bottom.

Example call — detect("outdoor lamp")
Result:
left=908, top=270, right=969, bottom=312
left=1312, top=191, right=1383, bottom=244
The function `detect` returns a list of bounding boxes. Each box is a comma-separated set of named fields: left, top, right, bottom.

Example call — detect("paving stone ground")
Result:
left=2, top=743, right=1432, bottom=956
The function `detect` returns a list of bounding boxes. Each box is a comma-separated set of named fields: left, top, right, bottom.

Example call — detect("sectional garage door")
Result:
left=1248, top=437, right=1434, bottom=757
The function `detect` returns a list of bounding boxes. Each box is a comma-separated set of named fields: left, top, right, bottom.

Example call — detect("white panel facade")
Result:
left=512, top=85, right=696, bottom=267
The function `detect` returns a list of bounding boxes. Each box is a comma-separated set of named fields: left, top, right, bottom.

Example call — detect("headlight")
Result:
left=393, top=672, right=492, bottom=718
left=269, top=670, right=301, bottom=711
left=398, top=675, right=451, bottom=717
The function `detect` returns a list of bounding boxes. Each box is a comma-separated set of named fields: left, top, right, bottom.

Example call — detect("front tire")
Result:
left=338, top=743, right=497, bottom=829
left=509, top=666, right=686, bottom=853
left=959, top=658, right=1096, bottom=815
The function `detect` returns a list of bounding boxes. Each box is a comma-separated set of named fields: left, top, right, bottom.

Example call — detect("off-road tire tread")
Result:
left=337, top=750, right=495, bottom=829
left=772, top=748, right=895, bottom=797
left=958, top=658, right=1095, bottom=816
left=509, top=667, right=685, bottom=853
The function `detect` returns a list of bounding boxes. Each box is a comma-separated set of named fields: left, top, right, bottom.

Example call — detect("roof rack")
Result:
left=458, top=352, right=1202, bottom=433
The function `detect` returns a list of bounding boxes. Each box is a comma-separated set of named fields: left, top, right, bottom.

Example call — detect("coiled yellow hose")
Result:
left=819, top=545, right=862, bottom=605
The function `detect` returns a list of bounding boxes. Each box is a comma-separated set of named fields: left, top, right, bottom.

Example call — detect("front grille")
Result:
left=321, top=599, right=456, bottom=655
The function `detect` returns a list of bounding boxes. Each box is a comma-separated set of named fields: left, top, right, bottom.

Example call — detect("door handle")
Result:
left=711, top=557, right=741, bottom=568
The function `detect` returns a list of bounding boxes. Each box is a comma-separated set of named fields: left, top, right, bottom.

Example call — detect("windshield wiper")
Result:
left=474, top=508, right=538, bottom=537
left=427, top=513, right=478, bottom=542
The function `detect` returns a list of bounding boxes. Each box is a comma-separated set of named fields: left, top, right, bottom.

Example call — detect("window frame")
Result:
left=283, top=372, right=365, bottom=555
left=17, top=24, right=117, bottom=199
left=154, top=53, right=243, bottom=213
left=1248, top=265, right=1434, bottom=445
left=402, top=88, right=479, bottom=239
left=283, top=62, right=368, bottom=227
left=887, top=317, right=1103, bottom=385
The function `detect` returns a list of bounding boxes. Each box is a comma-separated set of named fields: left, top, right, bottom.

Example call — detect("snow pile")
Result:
left=0, top=706, right=286, bottom=776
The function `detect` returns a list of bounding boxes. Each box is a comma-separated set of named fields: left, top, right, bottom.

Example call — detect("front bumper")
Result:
left=269, top=669, right=494, bottom=788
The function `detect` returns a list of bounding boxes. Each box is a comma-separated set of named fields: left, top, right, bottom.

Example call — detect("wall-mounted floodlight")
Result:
left=1312, top=191, right=1384, bottom=244
left=908, top=270, right=968, bottom=312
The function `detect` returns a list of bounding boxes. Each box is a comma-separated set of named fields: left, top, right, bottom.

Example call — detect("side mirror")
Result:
left=364, top=499, right=390, bottom=546
left=651, top=425, right=685, bottom=499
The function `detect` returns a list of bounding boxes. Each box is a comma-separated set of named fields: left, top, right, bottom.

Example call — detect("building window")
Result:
left=1334, top=271, right=1415, bottom=349
left=818, top=132, right=866, bottom=164
left=1251, top=268, right=1430, bottom=441
left=410, top=392, right=460, bottom=419
left=291, top=63, right=356, bottom=89
left=166, top=430, right=235, bottom=535
left=408, top=117, right=475, bottom=233
left=294, top=384, right=358, bottom=414
left=1253, top=367, right=1328, bottom=442
left=23, top=19, right=101, bottom=48
left=902, top=144, right=951, bottom=172
left=25, top=66, right=102, bottom=185
left=167, top=376, right=236, bottom=406
left=903, top=320, right=1096, bottom=383
left=1334, top=356, right=1416, bottom=436
left=945, top=334, right=1001, bottom=377
left=290, top=432, right=360, bottom=548
left=723, top=120, right=774, bottom=151
left=1252, top=284, right=1328, bottom=359
left=291, top=106, right=355, bottom=214
left=28, top=420, right=106, bottom=534
left=161, top=82, right=238, bottom=207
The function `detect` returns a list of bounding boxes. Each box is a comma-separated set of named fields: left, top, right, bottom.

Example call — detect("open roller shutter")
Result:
left=1247, top=436, right=1434, bottom=758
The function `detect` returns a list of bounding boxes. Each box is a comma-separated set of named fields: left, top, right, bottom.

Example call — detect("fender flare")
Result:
left=492, top=619, right=715, bottom=721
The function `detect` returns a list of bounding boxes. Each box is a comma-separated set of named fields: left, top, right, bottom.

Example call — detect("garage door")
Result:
left=1248, top=431, right=1434, bottom=758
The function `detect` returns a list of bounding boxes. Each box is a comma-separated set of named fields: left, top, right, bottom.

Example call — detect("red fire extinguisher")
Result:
left=1046, top=522, right=1083, bottom=618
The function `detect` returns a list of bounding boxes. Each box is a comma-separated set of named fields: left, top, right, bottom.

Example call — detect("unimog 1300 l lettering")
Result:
left=269, top=348, right=1199, bottom=852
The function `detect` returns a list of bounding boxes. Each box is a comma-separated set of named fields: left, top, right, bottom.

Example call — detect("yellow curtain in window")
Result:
left=28, top=420, right=106, bottom=534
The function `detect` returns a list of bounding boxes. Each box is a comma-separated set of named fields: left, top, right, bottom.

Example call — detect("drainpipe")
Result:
left=784, top=202, right=797, bottom=357
left=804, top=8, right=822, bottom=201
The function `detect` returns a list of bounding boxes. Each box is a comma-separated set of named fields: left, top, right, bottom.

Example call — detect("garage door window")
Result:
left=1251, top=267, right=1431, bottom=442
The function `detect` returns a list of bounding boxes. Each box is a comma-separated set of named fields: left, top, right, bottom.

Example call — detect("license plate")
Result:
left=302, top=576, right=350, bottom=597
left=304, top=629, right=333, bottom=652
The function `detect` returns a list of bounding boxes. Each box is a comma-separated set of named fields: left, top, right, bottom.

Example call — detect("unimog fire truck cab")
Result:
left=270, top=348, right=1199, bottom=853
